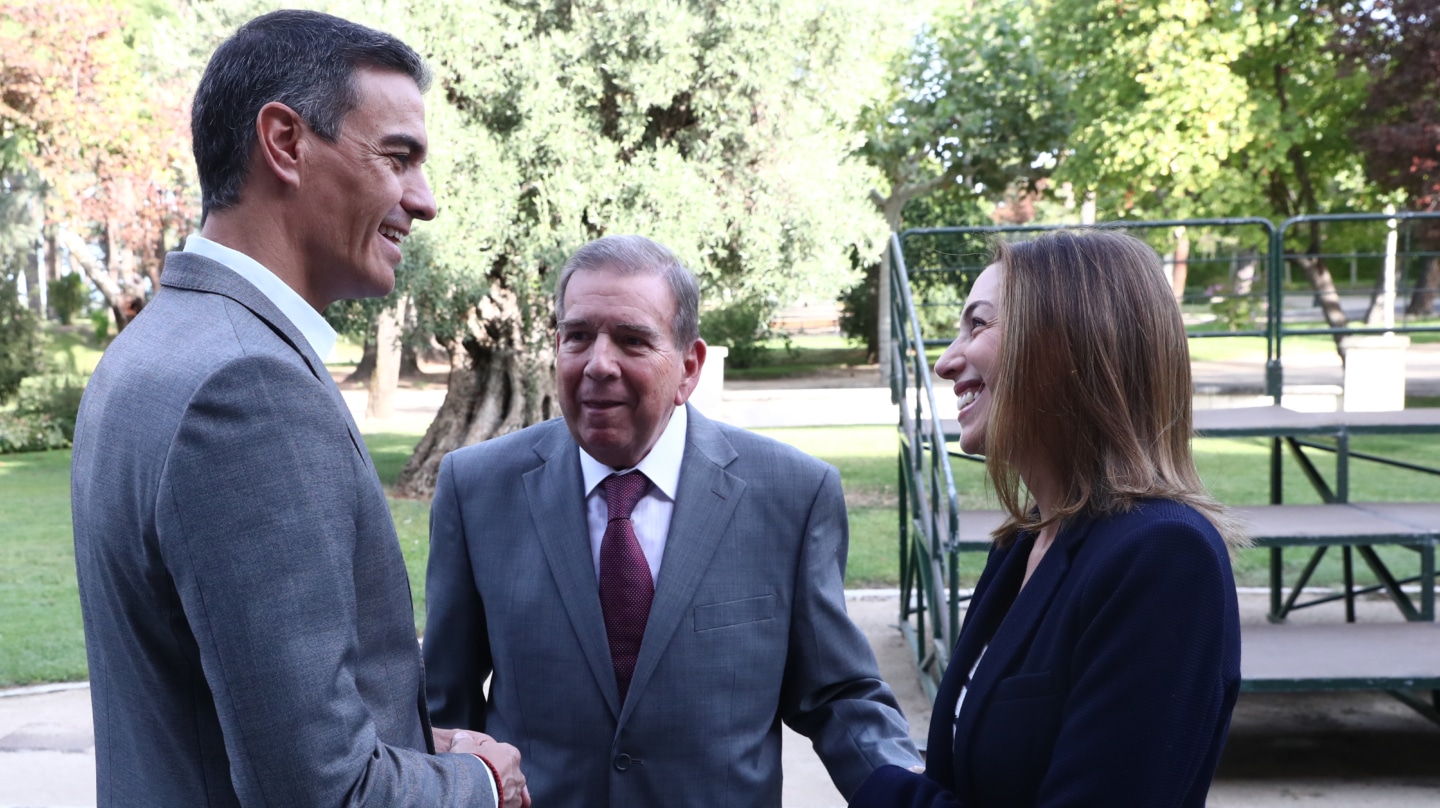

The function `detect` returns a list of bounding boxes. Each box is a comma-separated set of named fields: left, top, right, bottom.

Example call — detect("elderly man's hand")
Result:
left=450, top=730, right=529, bottom=808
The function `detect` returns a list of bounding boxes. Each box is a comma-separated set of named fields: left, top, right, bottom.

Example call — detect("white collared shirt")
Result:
left=183, top=234, right=338, bottom=361
left=578, top=404, right=688, bottom=584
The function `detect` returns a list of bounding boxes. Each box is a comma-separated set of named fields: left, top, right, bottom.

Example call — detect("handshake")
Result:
left=434, top=727, right=530, bottom=808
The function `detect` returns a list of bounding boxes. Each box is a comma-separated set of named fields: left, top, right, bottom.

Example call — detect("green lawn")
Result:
left=6, top=423, right=1439, bottom=686
left=0, top=449, right=86, bottom=686
left=722, top=334, right=871, bottom=380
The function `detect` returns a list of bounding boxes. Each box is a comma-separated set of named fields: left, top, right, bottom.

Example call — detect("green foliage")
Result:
left=0, top=374, right=86, bottom=454
left=90, top=308, right=111, bottom=344
left=47, top=272, right=88, bottom=325
left=409, top=0, right=892, bottom=347
left=837, top=247, right=880, bottom=361
left=1036, top=0, right=1374, bottom=220
left=0, top=258, right=45, bottom=404
left=699, top=298, right=791, bottom=369
left=859, top=0, right=1071, bottom=229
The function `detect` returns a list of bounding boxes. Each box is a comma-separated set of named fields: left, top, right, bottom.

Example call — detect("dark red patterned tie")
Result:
left=599, top=472, right=654, bottom=701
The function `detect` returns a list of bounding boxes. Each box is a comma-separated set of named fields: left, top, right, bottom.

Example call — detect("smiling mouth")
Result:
left=957, top=387, right=983, bottom=412
left=379, top=225, right=407, bottom=246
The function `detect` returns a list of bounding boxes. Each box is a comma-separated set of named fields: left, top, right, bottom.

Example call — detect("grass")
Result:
left=722, top=334, right=871, bottom=380
left=0, top=449, right=87, bottom=686
left=6, top=420, right=1439, bottom=686
left=43, top=325, right=106, bottom=376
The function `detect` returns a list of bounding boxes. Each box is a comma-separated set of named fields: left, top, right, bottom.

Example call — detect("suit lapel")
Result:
left=950, top=516, right=1097, bottom=777
left=524, top=426, right=625, bottom=718
left=923, top=540, right=1019, bottom=789
left=159, top=251, right=368, bottom=462
left=619, top=407, right=743, bottom=726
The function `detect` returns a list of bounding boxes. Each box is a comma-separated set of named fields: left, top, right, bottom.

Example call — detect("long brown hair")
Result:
left=983, top=229, right=1246, bottom=549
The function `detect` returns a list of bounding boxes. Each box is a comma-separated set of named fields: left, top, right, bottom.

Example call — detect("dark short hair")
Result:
left=191, top=9, right=431, bottom=217
left=555, top=235, right=702, bottom=346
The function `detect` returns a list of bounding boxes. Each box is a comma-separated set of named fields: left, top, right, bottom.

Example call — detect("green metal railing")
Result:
left=890, top=213, right=1440, bottom=693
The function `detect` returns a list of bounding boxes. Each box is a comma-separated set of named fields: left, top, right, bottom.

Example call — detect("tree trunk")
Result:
left=1290, top=223, right=1349, bottom=355
left=1170, top=226, right=1189, bottom=302
left=367, top=298, right=406, bottom=420
left=60, top=227, right=144, bottom=331
left=345, top=339, right=378, bottom=385
left=395, top=287, right=556, bottom=498
left=1406, top=255, right=1440, bottom=316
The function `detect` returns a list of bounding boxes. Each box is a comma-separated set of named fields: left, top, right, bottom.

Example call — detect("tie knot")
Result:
left=603, top=472, right=650, bottom=521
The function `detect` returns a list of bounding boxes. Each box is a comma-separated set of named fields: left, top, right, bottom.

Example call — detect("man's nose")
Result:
left=405, top=169, right=437, bottom=221
left=585, top=334, right=621, bottom=378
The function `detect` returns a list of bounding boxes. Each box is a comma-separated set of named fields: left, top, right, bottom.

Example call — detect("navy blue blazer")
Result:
left=852, top=499, right=1241, bottom=807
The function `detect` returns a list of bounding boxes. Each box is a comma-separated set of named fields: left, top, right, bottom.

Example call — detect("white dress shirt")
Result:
left=183, top=234, right=337, bottom=361
left=579, top=404, right=688, bottom=584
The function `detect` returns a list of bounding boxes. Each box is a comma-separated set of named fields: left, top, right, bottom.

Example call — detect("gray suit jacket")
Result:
left=423, top=408, right=921, bottom=808
left=71, top=251, right=494, bottom=807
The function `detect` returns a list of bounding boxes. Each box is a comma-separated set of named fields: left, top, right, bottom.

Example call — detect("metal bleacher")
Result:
left=888, top=215, right=1440, bottom=726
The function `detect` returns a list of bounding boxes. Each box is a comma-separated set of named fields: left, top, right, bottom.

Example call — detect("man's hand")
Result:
left=450, top=730, right=529, bottom=808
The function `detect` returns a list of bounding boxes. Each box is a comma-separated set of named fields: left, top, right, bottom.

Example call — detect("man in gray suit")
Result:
left=71, top=11, right=525, bottom=807
left=423, top=235, right=922, bottom=807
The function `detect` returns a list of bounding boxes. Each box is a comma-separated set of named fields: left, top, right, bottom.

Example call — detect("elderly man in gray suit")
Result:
left=71, top=10, right=526, bottom=807
left=423, top=234, right=922, bottom=807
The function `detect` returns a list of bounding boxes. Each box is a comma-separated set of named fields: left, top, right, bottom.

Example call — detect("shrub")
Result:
left=700, top=298, right=787, bottom=369
left=0, top=259, right=45, bottom=404
left=47, top=272, right=88, bottom=325
left=0, top=410, right=71, bottom=453
left=837, top=248, right=879, bottom=362
left=0, top=374, right=88, bottom=453
left=90, top=308, right=111, bottom=344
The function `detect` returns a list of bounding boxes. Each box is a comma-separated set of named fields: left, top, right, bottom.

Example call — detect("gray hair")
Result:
left=555, top=235, right=701, bottom=346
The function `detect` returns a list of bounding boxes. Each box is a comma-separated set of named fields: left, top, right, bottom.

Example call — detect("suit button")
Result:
left=613, top=753, right=631, bottom=771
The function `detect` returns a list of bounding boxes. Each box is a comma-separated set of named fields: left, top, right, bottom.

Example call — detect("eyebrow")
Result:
left=380, top=133, right=427, bottom=161
left=556, top=318, right=664, bottom=340
left=959, top=298, right=994, bottom=321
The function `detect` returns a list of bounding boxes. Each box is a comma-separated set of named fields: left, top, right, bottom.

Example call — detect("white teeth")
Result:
left=379, top=226, right=406, bottom=244
left=957, top=390, right=979, bottom=410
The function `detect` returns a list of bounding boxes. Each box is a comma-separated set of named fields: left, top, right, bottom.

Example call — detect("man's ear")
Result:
left=674, top=338, right=707, bottom=405
left=254, top=101, right=306, bottom=190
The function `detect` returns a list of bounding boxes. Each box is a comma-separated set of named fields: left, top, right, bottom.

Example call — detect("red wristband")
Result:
left=470, top=753, right=503, bottom=807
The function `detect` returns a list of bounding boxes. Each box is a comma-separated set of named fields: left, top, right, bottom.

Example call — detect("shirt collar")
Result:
left=183, top=234, right=338, bottom=361
left=579, top=404, right=688, bottom=501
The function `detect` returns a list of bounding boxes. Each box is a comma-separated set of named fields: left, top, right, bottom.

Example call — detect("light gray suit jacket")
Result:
left=423, top=408, right=921, bottom=807
left=71, top=251, right=494, bottom=807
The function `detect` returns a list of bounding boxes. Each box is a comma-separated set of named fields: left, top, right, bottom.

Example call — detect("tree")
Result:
left=0, top=255, right=44, bottom=403
left=1, top=0, right=196, bottom=330
left=858, top=0, right=1070, bottom=233
left=1037, top=0, right=1378, bottom=350
left=394, top=0, right=893, bottom=496
left=1335, top=0, right=1440, bottom=315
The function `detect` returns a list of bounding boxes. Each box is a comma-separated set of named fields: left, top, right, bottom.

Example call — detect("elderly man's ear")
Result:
left=675, top=339, right=707, bottom=405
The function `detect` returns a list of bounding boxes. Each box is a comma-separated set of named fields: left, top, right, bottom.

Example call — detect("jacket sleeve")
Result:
left=156, top=355, right=494, bottom=808
left=779, top=465, right=924, bottom=799
left=423, top=450, right=495, bottom=730
left=849, top=765, right=967, bottom=808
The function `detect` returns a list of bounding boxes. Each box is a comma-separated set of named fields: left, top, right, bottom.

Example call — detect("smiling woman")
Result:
left=854, top=229, right=1244, bottom=808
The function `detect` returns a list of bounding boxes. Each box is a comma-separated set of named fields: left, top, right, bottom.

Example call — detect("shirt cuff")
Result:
left=468, top=752, right=500, bottom=805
